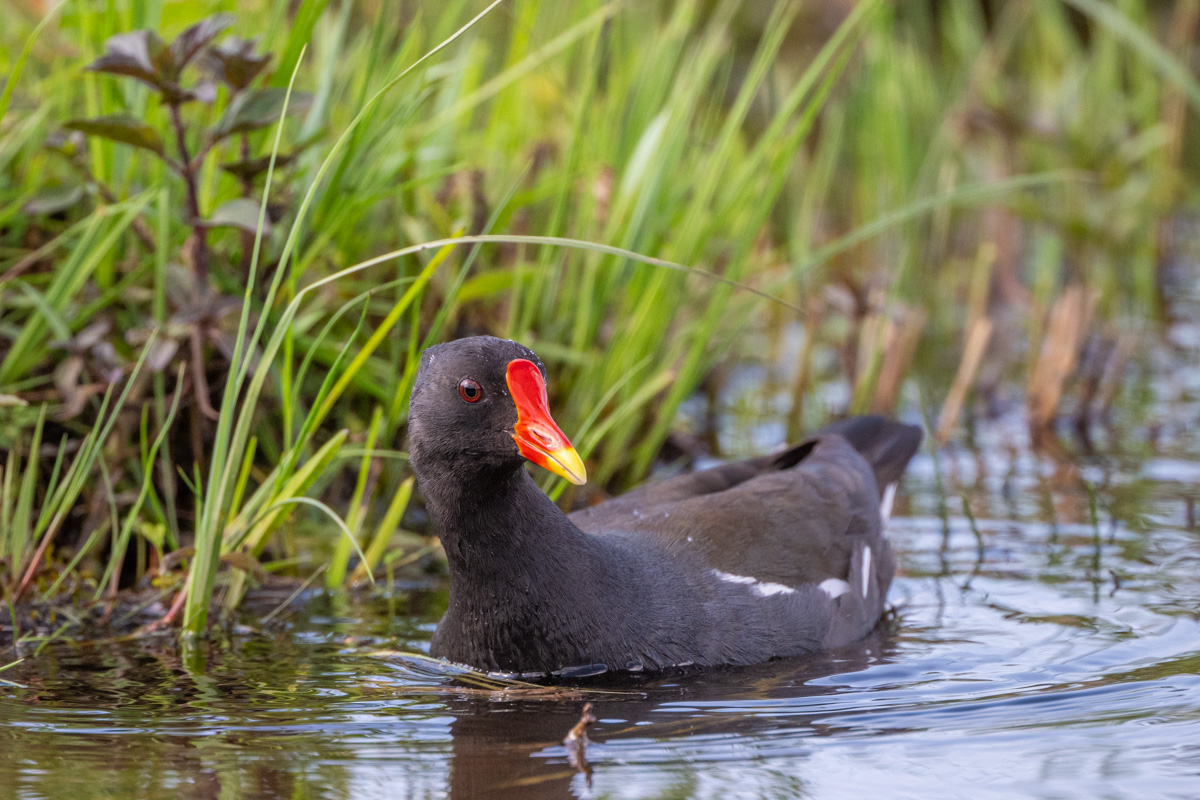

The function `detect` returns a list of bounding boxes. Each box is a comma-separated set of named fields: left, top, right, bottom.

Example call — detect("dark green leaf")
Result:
left=213, top=88, right=311, bottom=138
left=170, top=15, right=234, bottom=75
left=204, top=37, right=271, bottom=91
left=86, top=30, right=170, bottom=89
left=23, top=186, right=85, bottom=216
left=86, top=28, right=219, bottom=103
left=207, top=198, right=272, bottom=234
left=220, top=152, right=296, bottom=182
left=64, top=115, right=165, bottom=156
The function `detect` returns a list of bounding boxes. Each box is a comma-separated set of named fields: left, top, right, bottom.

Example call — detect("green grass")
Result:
left=0, top=0, right=1195, bottom=637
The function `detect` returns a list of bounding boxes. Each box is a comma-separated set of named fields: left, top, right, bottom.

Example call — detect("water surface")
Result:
left=3, top=289, right=1200, bottom=800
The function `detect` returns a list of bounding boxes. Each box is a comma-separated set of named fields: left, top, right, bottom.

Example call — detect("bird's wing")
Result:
left=570, top=433, right=887, bottom=590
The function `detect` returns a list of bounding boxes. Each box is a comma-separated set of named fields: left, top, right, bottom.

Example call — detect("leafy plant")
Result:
left=67, top=16, right=311, bottom=296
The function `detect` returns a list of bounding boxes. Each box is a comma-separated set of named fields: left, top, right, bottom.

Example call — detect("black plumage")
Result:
left=408, top=336, right=922, bottom=676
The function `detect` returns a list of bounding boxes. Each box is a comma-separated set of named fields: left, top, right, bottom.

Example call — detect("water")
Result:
left=3, top=401, right=1198, bottom=800
left=3, top=294, right=1200, bottom=800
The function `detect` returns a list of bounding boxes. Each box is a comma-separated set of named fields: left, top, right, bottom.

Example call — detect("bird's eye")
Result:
left=458, top=379, right=483, bottom=403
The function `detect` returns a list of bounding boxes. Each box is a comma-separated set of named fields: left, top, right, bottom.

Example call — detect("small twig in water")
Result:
left=564, top=702, right=598, bottom=781
left=959, top=494, right=986, bottom=590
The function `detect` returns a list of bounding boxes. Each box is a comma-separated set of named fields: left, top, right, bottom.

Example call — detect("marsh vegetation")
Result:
left=0, top=0, right=1196, bottom=647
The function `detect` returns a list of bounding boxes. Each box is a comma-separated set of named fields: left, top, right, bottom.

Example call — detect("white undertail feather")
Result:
left=879, top=483, right=898, bottom=537
left=861, top=546, right=872, bottom=596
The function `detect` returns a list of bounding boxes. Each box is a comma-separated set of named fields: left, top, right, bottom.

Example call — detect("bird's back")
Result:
left=569, top=416, right=922, bottom=654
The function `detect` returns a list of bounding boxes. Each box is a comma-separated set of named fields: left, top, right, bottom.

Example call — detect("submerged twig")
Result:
left=564, top=701, right=598, bottom=779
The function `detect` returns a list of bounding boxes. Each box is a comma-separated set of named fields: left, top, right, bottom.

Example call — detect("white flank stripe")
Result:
left=752, top=581, right=797, bottom=597
left=820, top=578, right=850, bottom=599
left=861, top=546, right=872, bottom=596
left=880, top=483, right=898, bottom=536
left=711, top=569, right=796, bottom=597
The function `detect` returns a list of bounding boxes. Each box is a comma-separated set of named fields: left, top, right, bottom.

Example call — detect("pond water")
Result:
left=3, top=278, right=1200, bottom=799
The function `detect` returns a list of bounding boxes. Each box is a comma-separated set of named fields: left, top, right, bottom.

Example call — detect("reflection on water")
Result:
left=3, top=278, right=1200, bottom=800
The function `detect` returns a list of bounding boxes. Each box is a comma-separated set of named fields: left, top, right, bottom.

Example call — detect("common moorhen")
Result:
left=409, top=336, right=922, bottom=676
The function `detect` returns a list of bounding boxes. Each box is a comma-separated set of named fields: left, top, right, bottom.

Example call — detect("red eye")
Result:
left=458, top=379, right=483, bottom=403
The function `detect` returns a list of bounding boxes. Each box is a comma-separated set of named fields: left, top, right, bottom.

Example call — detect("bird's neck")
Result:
left=417, top=462, right=590, bottom=579
left=417, top=461, right=620, bottom=672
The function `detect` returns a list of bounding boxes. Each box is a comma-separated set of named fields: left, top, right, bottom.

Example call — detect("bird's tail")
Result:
left=817, top=415, right=923, bottom=496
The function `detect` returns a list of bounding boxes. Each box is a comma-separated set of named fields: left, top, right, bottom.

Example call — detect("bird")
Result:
left=407, top=336, right=922, bottom=677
